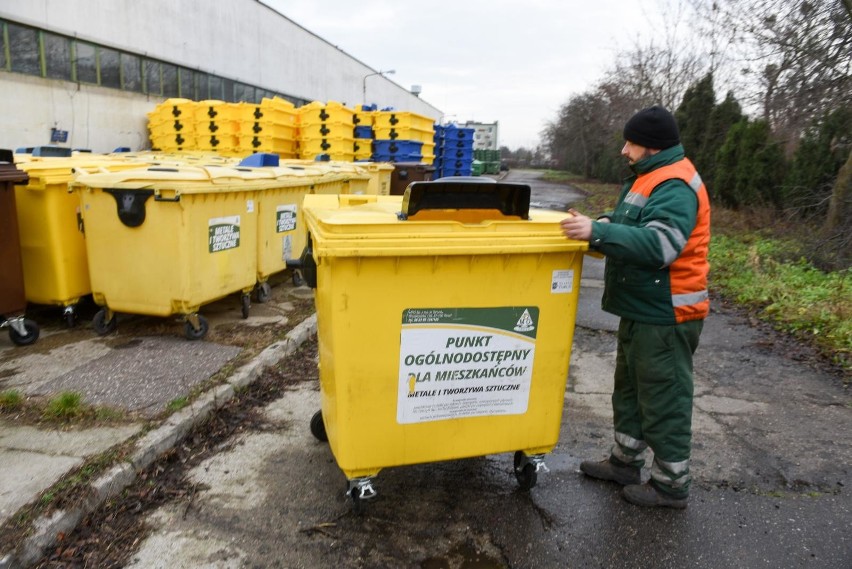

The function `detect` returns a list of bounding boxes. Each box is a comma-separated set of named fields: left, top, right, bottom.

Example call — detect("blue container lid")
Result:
left=238, top=152, right=280, bottom=167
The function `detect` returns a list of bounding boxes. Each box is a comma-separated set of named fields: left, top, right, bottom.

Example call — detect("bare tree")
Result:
left=690, top=0, right=852, bottom=152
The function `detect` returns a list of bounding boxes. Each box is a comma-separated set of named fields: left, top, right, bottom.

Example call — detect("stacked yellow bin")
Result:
left=148, top=98, right=197, bottom=151
left=194, top=100, right=241, bottom=156
left=15, top=155, right=145, bottom=325
left=353, top=105, right=375, bottom=162
left=297, top=101, right=357, bottom=161
left=235, top=97, right=299, bottom=159
left=373, top=111, right=436, bottom=165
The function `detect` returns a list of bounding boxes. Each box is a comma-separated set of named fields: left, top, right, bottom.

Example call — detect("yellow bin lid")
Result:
left=303, top=179, right=588, bottom=258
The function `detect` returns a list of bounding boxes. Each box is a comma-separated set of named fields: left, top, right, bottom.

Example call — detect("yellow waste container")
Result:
left=15, top=156, right=145, bottom=325
left=253, top=166, right=353, bottom=296
left=71, top=165, right=280, bottom=339
left=302, top=179, right=588, bottom=509
left=357, top=162, right=394, bottom=195
left=254, top=160, right=370, bottom=288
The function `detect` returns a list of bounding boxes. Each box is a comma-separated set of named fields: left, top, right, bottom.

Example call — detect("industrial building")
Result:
left=0, top=0, right=443, bottom=153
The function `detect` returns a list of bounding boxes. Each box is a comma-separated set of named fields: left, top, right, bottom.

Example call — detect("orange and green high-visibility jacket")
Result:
left=590, top=144, right=711, bottom=325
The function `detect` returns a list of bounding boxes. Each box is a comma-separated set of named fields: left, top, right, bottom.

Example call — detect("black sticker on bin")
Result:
left=104, top=189, right=155, bottom=228
left=401, top=180, right=530, bottom=219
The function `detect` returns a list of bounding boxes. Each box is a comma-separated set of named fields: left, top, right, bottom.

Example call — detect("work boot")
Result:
left=579, top=458, right=641, bottom=485
left=622, top=482, right=688, bottom=509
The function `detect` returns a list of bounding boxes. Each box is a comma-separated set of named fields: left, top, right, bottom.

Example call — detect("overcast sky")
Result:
left=262, top=1, right=659, bottom=150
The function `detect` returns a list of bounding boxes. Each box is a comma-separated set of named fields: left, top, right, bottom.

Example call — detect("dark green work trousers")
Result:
left=609, top=318, right=703, bottom=498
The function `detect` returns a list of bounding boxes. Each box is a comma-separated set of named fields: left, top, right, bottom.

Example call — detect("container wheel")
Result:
left=9, top=319, right=39, bottom=346
left=93, top=309, right=117, bottom=336
left=349, top=487, right=363, bottom=515
left=514, top=451, right=537, bottom=491
left=64, top=308, right=77, bottom=328
left=292, top=269, right=305, bottom=287
left=184, top=315, right=209, bottom=341
left=241, top=294, right=251, bottom=319
left=255, top=282, right=271, bottom=303
left=310, top=410, right=328, bottom=442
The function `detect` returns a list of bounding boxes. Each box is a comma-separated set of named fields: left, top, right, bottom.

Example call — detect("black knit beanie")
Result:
left=623, top=105, right=680, bottom=149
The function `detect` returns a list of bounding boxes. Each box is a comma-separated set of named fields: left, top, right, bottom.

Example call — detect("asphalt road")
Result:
left=39, top=171, right=852, bottom=568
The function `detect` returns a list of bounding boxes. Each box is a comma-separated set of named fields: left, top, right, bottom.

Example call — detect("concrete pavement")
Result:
left=0, top=274, right=317, bottom=568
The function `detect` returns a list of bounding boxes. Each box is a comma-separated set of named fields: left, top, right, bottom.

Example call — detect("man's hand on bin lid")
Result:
left=561, top=208, right=599, bottom=242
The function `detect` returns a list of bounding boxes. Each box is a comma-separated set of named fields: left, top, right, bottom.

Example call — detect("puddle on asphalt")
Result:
left=421, top=542, right=506, bottom=569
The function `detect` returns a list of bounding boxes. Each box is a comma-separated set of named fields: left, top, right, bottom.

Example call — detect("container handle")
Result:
left=104, top=189, right=155, bottom=227
left=400, top=179, right=530, bottom=221
left=154, top=192, right=180, bottom=202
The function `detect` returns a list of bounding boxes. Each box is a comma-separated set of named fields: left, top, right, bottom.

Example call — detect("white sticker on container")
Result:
left=246, top=199, right=254, bottom=213
left=282, top=234, right=292, bottom=261
left=397, top=307, right=538, bottom=424
left=551, top=269, right=574, bottom=294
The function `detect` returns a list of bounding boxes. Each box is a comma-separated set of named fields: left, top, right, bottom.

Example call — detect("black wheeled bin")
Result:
left=0, top=150, right=39, bottom=346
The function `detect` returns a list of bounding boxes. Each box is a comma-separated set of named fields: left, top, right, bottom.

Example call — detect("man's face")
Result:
left=621, top=141, right=657, bottom=164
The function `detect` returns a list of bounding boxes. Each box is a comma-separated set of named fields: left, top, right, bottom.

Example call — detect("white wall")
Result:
left=0, top=0, right=442, bottom=152
left=0, top=74, right=153, bottom=152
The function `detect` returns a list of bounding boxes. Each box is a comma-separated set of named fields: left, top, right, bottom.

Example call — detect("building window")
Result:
left=7, top=23, right=40, bottom=75
left=74, top=41, right=98, bottom=84
left=44, top=31, right=72, bottom=80
left=208, top=75, right=223, bottom=100
left=144, top=59, right=161, bottom=95
left=121, top=52, right=143, bottom=92
left=0, top=22, right=7, bottom=69
left=178, top=68, right=193, bottom=99
left=161, top=62, right=178, bottom=97
left=100, top=47, right=121, bottom=88
left=234, top=82, right=256, bottom=103
left=0, top=19, right=301, bottom=107
left=222, top=78, right=235, bottom=102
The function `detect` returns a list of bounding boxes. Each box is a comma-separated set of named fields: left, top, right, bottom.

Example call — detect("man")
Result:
left=560, top=105, right=711, bottom=509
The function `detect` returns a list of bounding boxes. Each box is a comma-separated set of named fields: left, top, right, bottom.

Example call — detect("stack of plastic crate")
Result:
left=353, top=104, right=376, bottom=162
left=298, top=101, right=357, bottom=161
left=235, top=97, right=298, bottom=159
left=372, top=111, right=435, bottom=163
left=193, top=100, right=241, bottom=156
left=432, top=124, right=444, bottom=174
left=439, top=125, right=474, bottom=176
left=148, top=98, right=197, bottom=151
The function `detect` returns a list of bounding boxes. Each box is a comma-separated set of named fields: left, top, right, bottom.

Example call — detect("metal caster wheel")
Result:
left=63, top=306, right=77, bottom=328
left=92, top=308, right=117, bottom=336
left=241, top=293, right=251, bottom=319
left=310, top=410, right=328, bottom=442
left=346, top=478, right=377, bottom=514
left=292, top=269, right=305, bottom=287
left=514, top=451, right=547, bottom=491
left=255, top=281, right=271, bottom=303
left=184, top=314, right=209, bottom=340
left=6, top=318, right=39, bottom=346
